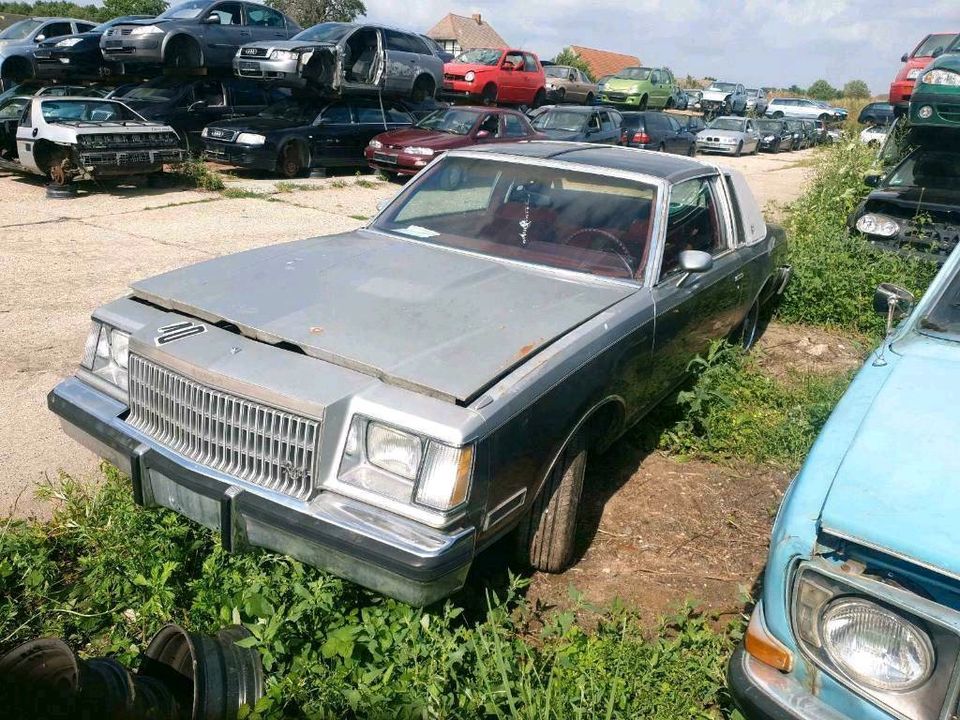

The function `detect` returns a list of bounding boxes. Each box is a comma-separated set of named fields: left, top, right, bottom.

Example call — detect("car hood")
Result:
left=701, top=89, right=731, bottom=101
left=240, top=39, right=331, bottom=52
left=130, top=230, right=635, bottom=403
left=923, top=52, right=960, bottom=76
left=819, top=345, right=960, bottom=576
left=444, top=62, right=497, bottom=74
left=39, top=31, right=100, bottom=48
left=699, top=128, right=744, bottom=139
left=207, top=116, right=305, bottom=133
left=603, top=77, right=644, bottom=91
left=865, top=187, right=960, bottom=217
left=374, top=127, right=472, bottom=149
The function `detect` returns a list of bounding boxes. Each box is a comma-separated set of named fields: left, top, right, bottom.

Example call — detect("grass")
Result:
left=168, top=158, right=225, bottom=192
left=221, top=187, right=266, bottom=200
left=0, top=467, right=739, bottom=719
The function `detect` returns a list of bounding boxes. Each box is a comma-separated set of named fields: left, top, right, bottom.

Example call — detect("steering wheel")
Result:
left=560, top=228, right=636, bottom=277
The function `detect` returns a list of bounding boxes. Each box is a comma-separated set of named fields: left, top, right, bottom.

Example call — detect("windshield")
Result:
left=292, top=22, right=351, bottom=42
left=709, top=118, right=746, bottom=132
left=545, top=66, right=572, bottom=78
left=884, top=149, right=960, bottom=192
left=532, top=110, right=587, bottom=132
left=746, top=88, right=760, bottom=96
left=40, top=100, right=142, bottom=123
left=0, top=19, right=43, bottom=40
left=372, top=156, right=657, bottom=281
left=917, top=33, right=957, bottom=56
left=454, top=48, right=502, bottom=66
left=415, top=109, right=480, bottom=135
left=615, top=67, right=651, bottom=81
left=756, top=119, right=783, bottom=132
left=708, top=82, right=736, bottom=92
left=158, top=0, right=208, bottom=20
left=122, top=79, right=182, bottom=102
left=258, top=97, right=318, bottom=123
left=0, top=98, right=27, bottom=119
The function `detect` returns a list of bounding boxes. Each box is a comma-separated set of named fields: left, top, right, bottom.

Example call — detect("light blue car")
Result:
left=728, top=251, right=960, bottom=719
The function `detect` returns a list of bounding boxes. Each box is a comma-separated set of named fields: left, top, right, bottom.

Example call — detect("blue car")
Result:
left=728, top=251, right=960, bottom=719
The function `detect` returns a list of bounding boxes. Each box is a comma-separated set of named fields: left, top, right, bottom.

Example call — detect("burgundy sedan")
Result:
left=365, top=106, right=541, bottom=176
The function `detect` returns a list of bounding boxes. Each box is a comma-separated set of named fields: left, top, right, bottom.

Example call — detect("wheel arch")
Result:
left=412, top=72, right=436, bottom=96
left=162, top=32, right=204, bottom=64
left=277, top=136, right=310, bottom=173
left=0, top=53, right=34, bottom=81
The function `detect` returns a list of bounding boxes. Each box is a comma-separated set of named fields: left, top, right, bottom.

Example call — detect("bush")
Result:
left=661, top=342, right=851, bottom=468
left=776, top=139, right=937, bottom=335
left=170, top=158, right=226, bottom=191
left=0, top=467, right=738, bottom=719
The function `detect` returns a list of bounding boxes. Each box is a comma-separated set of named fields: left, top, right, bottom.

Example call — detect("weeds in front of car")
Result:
left=0, top=465, right=737, bottom=719
left=169, top=158, right=226, bottom=191
left=776, top=137, right=937, bottom=336
left=659, top=341, right=851, bottom=468
left=221, top=187, right=266, bottom=200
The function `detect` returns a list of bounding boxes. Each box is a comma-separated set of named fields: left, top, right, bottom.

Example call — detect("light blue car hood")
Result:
left=819, top=342, right=960, bottom=577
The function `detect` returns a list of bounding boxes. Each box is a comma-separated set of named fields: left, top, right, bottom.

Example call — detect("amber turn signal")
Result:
left=744, top=604, right=794, bottom=672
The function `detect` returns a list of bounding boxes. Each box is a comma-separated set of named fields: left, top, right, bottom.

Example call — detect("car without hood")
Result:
left=890, top=31, right=958, bottom=107
left=728, top=243, right=960, bottom=720
left=234, top=22, right=443, bottom=101
left=699, top=81, right=748, bottom=116
left=48, top=143, right=791, bottom=605
left=745, top=88, right=768, bottom=116
left=441, top=48, right=546, bottom=107
left=365, top=105, right=541, bottom=176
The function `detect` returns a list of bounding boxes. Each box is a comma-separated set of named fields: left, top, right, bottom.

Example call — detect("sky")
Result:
left=361, top=0, right=960, bottom=94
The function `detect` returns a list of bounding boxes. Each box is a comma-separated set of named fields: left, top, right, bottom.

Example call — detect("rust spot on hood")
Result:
left=515, top=340, right=543, bottom=360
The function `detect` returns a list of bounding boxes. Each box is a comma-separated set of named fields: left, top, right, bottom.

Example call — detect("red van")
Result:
left=889, top=32, right=958, bottom=106
left=441, top=48, right=547, bottom=107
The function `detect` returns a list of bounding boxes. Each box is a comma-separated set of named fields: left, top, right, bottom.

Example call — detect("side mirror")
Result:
left=679, top=250, right=713, bottom=273
left=201, top=14, right=220, bottom=24
left=873, top=282, right=915, bottom=334
left=34, top=34, right=45, bottom=42
left=475, top=129, right=491, bottom=139
left=900, top=53, right=908, bottom=63
left=863, top=173, right=881, bottom=187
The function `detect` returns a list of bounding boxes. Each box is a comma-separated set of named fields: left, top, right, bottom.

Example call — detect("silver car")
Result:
left=696, top=116, right=761, bottom=156
left=0, top=17, right=97, bottom=83
left=234, top=22, right=443, bottom=101
left=745, top=88, right=768, bottom=116
left=49, top=143, right=790, bottom=605
left=766, top=97, right=837, bottom=121
left=100, top=0, right=300, bottom=70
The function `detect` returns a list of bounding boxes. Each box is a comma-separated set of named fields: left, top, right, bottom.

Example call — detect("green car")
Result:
left=599, top=66, right=678, bottom=109
left=909, top=35, right=960, bottom=128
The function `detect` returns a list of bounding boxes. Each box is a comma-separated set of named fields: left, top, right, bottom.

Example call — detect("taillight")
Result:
left=632, top=131, right=650, bottom=144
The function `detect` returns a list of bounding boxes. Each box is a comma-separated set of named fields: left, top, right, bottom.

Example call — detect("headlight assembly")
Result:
left=269, top=49, right=299, bottom=61
left=856, top=213, right=900, bottom=237
left=906, top=68, right=921, bottom=80
left=921, top=68, right=960, bottom=86
left=236, top=132, right=266, bottom=146
left=130, top=24, right=163, bottom=36
left=56, top=37, right=83, bottom=47
left=403, top=146, right=434, bottom=157
left=464, top=70, right=475, bottom=82
left=368, top=139, right=383, bottom=149
left=338, top=416, right=473, bottom=513
left=81, top=320, right=130, bottom=392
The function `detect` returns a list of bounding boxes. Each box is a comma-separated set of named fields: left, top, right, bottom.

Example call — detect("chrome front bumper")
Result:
left=48, top=376, right=475, bottom=605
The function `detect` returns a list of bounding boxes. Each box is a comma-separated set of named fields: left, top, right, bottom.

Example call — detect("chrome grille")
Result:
left=127, top=355, right=319, bottom=500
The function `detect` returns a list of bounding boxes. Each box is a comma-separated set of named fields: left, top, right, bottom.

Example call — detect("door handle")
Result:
left=733, top=272, right=744, bottom=282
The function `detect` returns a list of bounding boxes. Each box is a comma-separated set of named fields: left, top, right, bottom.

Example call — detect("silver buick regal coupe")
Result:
left=49, top=142, right=790, bottom=604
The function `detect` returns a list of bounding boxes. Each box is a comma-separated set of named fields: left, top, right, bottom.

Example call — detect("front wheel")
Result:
left=532, top=88, right=546, bottom=109
left=736, top=300, right=760, bottom=350
left=514, top=433, right=588, bottom=572
left=734, top=141, right=743, bottom=157
left=481, top=83, right=497, bottom=106
left=638, top=94, right=648, bottom=111
left=278, top=142, right=306, bottom=179
left=410, top=76, right=435, bottom=103
left=585, top=92, right=595, bottom=105
left=687, top=142, right=696, bottom=157
left=555, top=87, right=566, bottom=102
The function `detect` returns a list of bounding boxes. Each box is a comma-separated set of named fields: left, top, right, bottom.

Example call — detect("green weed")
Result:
left=169, top=158, right=225, bottom=191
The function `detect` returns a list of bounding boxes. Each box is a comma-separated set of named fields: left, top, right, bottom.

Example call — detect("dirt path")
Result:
left=0, top=150, right=816, bottom=519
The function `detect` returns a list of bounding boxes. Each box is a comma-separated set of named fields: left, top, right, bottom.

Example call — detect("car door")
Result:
left=224, top=79, right=269, bottom=118
left=596, top=109, right=619, bottom=144
left=311, top=101, right=354, bottom=166
left=201, top=2, right=245, bottom=66
left=383, top=29, right=418, bottom=95
left=36, top=20, right=73, bottom=44
left=182, top=80, right=229, bottom=145
left=14, top=101, right=41, bottom=173
left=664, top=114, right=686, bottom=153
left=340, top=26, right=384, bottom=93
left=744, top=118, right=760, bottom=151
left=243, top=3, right=287, bottom=43
left=649, top=176, right=745, bottom=399
left=499, top=112, right=532, bottom=142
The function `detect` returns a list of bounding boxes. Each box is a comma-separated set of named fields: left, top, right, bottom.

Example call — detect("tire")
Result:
left=555, top=87, right=566, bottom=102
left=481, top=83, right=497, bottom=106
left=638, top=94, right=648, bottom=111
left=772, top=140, right=780, bottom=154
left=665, top=97, right=675, bottom=110
left=515, top=432, right=588, bottom=572
left=723, top=100, right=732, bottom=115
left=818, top=113, right=830, bottom=122
left=736, top=300, right=760, bottom=350
left=1, top=56, right=32, bottom=83
left=585, top=92, right=594, bottom=105
left=687, top=142, right=696, bottom=157
left=658, top=142, right=665, bottom=152
left=532, top=88, right=546, bottom=109
left=734, top=141, right=743, bottom=157
left=772, top=111, right=784, bottom=119
left=164, top=37, right=201, bottom=70
left=410, top=75, right=435, bottom=103
left=278, top=142, right=306, bottom=179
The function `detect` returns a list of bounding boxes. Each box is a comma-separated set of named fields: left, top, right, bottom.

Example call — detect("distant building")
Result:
left=425, top=13, right=507, bottom=56
left=569, top=46, right=641, bottom=80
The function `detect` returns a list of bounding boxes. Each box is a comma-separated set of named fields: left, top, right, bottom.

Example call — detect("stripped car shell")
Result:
left=49, top=143, right=789, bottom=604
left=729, top=245, right=960, bottom=719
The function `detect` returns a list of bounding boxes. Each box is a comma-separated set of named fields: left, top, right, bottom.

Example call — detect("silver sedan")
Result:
left=696, top=116, right=761, bottom=156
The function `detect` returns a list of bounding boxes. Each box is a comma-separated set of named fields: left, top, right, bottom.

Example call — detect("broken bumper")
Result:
left=48, top=377, right=476, bottom=605
left=727, top=646, right=850, bottom=720
left=79, top=148, right=184, bottom=176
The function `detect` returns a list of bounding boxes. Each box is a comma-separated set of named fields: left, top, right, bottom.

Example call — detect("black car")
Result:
left=33, top=15, right=152, bottom=79
left=618, top=111, right=696, bottom=155
left=754, top=118, right=793, bottom=153
left=849, top=145, right=960, bottom=264
left=530, top=105, right=622, bottom=143
left=115, top=76, right=288, bottom=151
left=202, top=96, right=414, bottom=177
left=858, top=101, right=895, bottom=126
left=783, top=118, right=805, bottom=150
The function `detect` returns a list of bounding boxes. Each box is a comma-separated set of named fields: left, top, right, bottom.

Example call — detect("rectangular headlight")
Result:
left=366, top=422, right=422, bottom=479
left=81, top=320, right=129, bottom=391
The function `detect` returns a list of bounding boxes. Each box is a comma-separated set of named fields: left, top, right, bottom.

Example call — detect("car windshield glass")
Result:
left=40, top=100, right=141, bottom=122
left=756, top=120, right=782, bottom=132
left=708, top=82, right=736, bottom=92
left=158, top=0, right=208, bottom=19
left=544, top=66, right=571, bottom=78
left=415, top=109, right=478, bottom=135
left=709, top=118, right=745, bottom=131
left=123, top=80, right=180, bottom=101
left=0, top=19, right=43, bottom=39
left=616, top=67, right=651, bottom=80
left=258, top=98, right=318, bottom=122
left=917, top=33, right=957, bottom=56
left=292, top=23, right=351, bottom=42
left=532, top=110, right=586, bottom=132
left=454, top=49, right=501, bottom=66
left=372, top=156, right=658, bottom=281
left=746, top=88, right=759, bottom=96
left=0, top=98, right=27, bottom=118
left=884, top=149, right=960, bottom=192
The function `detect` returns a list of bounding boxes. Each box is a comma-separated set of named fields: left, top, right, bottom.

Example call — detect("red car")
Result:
left=441, top=48, right=547, bottom=107
left=365, top=106, right=542, bottom=176
left=889, top=31, right=958, bottom=106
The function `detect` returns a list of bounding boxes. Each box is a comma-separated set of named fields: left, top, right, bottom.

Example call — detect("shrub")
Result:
left=776, top=139, right=937, bottom=335
left=170, top=158, right=226, bottom=191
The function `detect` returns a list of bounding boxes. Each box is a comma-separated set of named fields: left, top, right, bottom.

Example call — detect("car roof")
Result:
left=461, top=142, right=713, bottom=183
left=540, top=105, right=601, bottom=114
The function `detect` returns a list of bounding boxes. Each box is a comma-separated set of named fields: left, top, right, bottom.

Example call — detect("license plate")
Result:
left=239, top=61, right=260, bottom=72
left=373, top=152, right=397, bottom=165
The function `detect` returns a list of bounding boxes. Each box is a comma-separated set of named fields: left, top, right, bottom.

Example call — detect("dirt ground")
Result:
left=0, top=149, right=817, bottom=525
